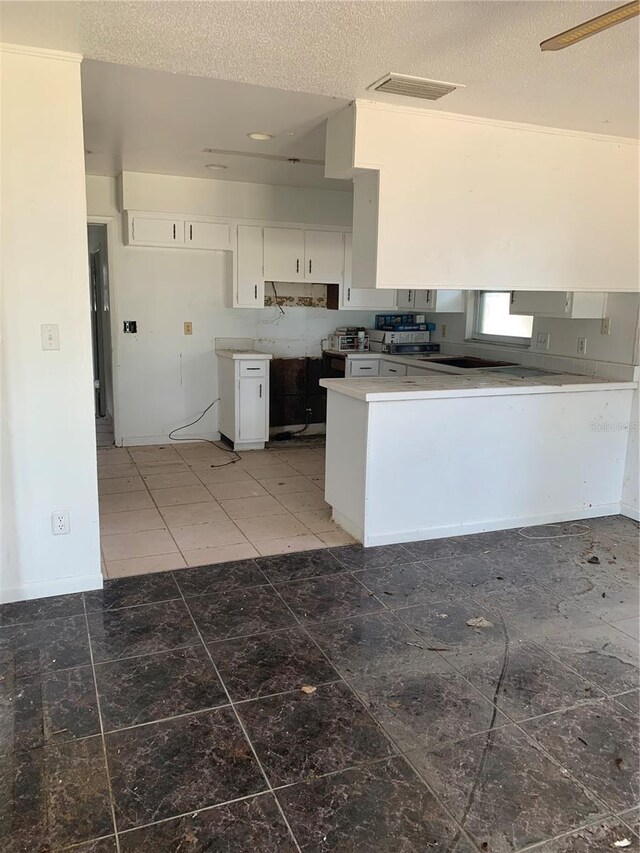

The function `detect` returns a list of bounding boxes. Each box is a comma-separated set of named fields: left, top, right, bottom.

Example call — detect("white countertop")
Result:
left=216, top=348, right=273, bottom=360
left=319, top=373, right=636, bottom=402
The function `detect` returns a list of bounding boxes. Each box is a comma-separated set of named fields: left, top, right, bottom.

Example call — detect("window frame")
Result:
left=469, top=290, right=533, bottom=348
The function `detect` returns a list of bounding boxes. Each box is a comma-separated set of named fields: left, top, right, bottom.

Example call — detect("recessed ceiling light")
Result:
left=247, top=132, right=274, bottom=140
left=205, top=164, right=228, bottom=170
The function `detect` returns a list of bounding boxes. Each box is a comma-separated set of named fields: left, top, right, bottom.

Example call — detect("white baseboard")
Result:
left=360, top=503, right=622, bottom=547
left=1, top=572, right=104, bottom=605
left=120, top=432, right=220, bottom=447
left=621, top=503, right=640, bottom=522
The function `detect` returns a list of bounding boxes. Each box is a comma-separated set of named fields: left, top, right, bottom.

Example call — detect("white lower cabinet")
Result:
left=346, top=358, right=380, bottom=377
left=218, top=354, right=271, bottom=450
left=381, top=361, right=407, bottom=377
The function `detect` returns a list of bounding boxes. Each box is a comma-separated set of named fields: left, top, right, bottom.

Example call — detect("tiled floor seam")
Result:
left=257, top=569, right=485, bottom=853
left=173, top=576, right=304, bottom=853
left=511, top=809, right=635, bottom=851
left=82, top=597, right=122, bottom=853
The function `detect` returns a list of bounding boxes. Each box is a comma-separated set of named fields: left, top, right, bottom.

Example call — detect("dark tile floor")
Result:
left=1, top=515, right=638, bottom=852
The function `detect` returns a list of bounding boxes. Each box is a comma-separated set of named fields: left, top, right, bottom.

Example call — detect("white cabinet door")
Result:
left=129, top=214, right=183, bottom=246
left=381, top=361, right=407, bottom=377
left=396, top=290, right=416, bottom=310
left=341, top=233, right=397, bottom=310
left=238, top=377, right=267, bottom=442
left=236, top=226, right=265, bottom=308
left=304, top=230, right=344, bottom=283
left=509, top=290, right=606, bottom=319
left=263, top=228, right=305, bottom=282
left=185, top=220, right=230, bottom=249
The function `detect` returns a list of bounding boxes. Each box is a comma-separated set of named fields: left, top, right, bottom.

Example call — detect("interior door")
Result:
left=263, top=228, right=305, bottom=282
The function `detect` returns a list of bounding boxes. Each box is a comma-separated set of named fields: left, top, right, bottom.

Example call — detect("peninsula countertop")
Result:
left=319, top=373, right=636, bottom=402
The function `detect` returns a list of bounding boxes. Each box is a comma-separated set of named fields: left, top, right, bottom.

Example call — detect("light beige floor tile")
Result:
left=100, top=508, right=167, bottom=536
left=235, top=513, right=308, bottom=541
left=97, top=447, right=131, bottom=462
left=253, top=534, right=325, bottom=556
left=180, top=542, right=260, bottom=567
left=235, top=462, right=300, bottom=479
left=307, top=475, right=325, bottom=490
left=143, top=471, right=201, bottom=490
left=98, top=476, right=146, bottom=495
left=276, top=491, right=329, bottom=513
left=101, top=529, right=179, bottom=561
left=194, top=465, right=255, bottom=484
left=287, top=460, right=326, bottom=476
left=257, top=476, right=322, bottom=496
left=316, top=529, right=358, bottom=546
left=160, top=501, right=229, bottom=528
left=170, top=520, right=247, bottom=551
left=293, top=508, right=335, bottom=533
left=176, top=443, right=231, bottom=459
left=99, top=491, right=155, bottom=514
left=97, top=463, right=138, bottom=480
left=236, top=450, right=277, bottom=462
left=270, top=450, right=324, bottom=464
left=105, top=552, right=187, bottom=579
left=220, top=495, right=289, bottom=520
left=150, top=485, right=215, bottom=507
left=206, top=480, right=269, bottom=501
left=135, top=461, right=190, bottom=476
left=129, top=445, right=181, bottom=460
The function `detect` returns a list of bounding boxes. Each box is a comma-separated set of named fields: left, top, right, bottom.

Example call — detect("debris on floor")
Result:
left=300, top=685, right=317, bottom=694
left=466, top=616, right=494, bottom=629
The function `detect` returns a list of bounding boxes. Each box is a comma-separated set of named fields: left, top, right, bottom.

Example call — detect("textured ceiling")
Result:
left=81, top=60, right=350, bottom=188
left=1, top=0, right=638, bottom=138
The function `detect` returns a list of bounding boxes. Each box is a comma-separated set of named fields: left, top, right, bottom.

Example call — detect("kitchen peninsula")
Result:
left=319, top=372, right=637, bottom=546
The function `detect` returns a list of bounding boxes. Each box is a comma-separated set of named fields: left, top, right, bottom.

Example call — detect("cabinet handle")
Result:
left=259, top=383, right=263, bottom=398
left=172, top=223, right=176, bottom=240
left=254, top=284, right=258, bottom=300
left=510, top=291, right=515, bottom=304
left=246, top=367, right=261, bottom=371
left=296, top=259, right=300, bottom=273
left=408, top=290, right=413, bottom=301
left=360, top=367, right=373, bottom=370
left=309, top=259, right=312, bottom=274
left=347, top=288, right=351, bottom=302
left=189, top=224, right=193, bottom=241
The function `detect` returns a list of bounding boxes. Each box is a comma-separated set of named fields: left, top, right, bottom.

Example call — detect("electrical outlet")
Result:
left=536, top=332, right=550, bottom=351
left=601, top=317, right=611, bottom=336
left=441, top=324, right=448, bottom=339
left=577, top=337, right=587, bottom=355
left=51, top=510, right=70, bottom=535
left=184, top=321, right=193, bottom=335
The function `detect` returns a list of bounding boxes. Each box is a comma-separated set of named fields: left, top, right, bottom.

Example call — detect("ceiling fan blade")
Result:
left=540, top=0, right=639, bottom=51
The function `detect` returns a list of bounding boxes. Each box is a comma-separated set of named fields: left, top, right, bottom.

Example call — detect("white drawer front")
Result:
left=348, top=359, right=380, bottom=377
left=381, top=361, right=407, bottom=377
left=239, top=361, right=267, bottom=377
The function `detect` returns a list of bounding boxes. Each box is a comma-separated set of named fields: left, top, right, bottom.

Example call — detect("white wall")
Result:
left=1, top=45, right=101, bottom=602
left=326, top=101, right=639, bottom=292
left=86, top=175, right=375, bottom=445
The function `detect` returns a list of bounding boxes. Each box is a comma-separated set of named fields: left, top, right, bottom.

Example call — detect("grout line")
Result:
left=174, top=581, right=303, bottom=852
left=82, top=596, right=122, bottom=853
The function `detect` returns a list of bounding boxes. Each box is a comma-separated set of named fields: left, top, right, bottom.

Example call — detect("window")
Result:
left=473, top=291, right=533, bottom=344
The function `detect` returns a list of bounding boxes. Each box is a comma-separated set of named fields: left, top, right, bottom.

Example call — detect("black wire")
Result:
left=167, top=398, right=240, bottom=467
left=271, top=281, right=285, bottom=316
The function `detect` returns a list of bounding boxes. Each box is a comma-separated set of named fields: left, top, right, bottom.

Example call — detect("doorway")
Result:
left=88, top=223, right=114, bottom=445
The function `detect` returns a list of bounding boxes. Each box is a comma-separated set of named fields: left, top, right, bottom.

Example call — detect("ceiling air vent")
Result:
left=367, top=73, right=464, bottom=101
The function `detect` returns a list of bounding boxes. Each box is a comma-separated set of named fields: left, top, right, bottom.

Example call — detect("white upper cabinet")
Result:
left=263, top=228, right=305, bottom=282
left=304, top=230, right=344, bottom=283
left=126, top=213, right=183, bottom=246
left=509, top=291, right=607, bottom=319
left=397, top=289, right=465, bottom=312
left=341, top=233, right=396, bottom=310
left=185, top=220, right=230, bottom=250
left=235, top=225, right=265, bottom=309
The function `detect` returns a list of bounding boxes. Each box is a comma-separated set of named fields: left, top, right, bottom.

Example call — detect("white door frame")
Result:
left=87, top=215, right=122, bottom=446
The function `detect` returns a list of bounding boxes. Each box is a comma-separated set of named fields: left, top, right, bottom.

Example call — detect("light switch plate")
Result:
left=41, top=324, right=60, bottom=350
left=184, top=321, right=193, bottom=335
left=536, top=332, right=550, bottom=351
